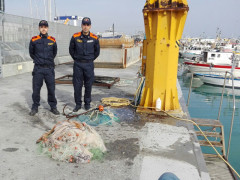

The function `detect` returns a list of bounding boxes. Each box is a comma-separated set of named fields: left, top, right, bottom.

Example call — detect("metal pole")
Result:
left=0, top=0, right=5, bottom=12
left=44, top=0, right=47, bottom=20
left=0, top=12, right=3, bottom=78
left=217, top=71, right=227, bottom=120
left=187, top=73, right=193, bottom=106
left=48, top=0, right=51, bottom=21
left=35, top=0, right=39, bottom=19
left=30, top=0, right=33, bottom=18
left=113, top=23, right=114, bottom=37
left=54, top=0, right=57, bottom=18
left=226, top=73, right=236, bottom=159
left=1, top=9, right=4, bottom=42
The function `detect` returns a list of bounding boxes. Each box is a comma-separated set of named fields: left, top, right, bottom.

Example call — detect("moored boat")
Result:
left=184, top=51, right=239, bottom=75
left=195, top=73, right=240, bottom=88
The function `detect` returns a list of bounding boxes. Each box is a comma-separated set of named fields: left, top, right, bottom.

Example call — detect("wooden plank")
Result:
left=199, top=140, right=223, bottom=147
left=94, top=62, right=124, bottom=69
left=192, top=118, right=223, bottom=127
left=195, top=131, right=222, bottom=138
left=55, top=75, right=72, bottom=84
left=55, top=75, right=120, bottom=89
left=205, top=157, right=235, bottom=180
left=221, top=126, right=226, bottom=157
left=203, top=153, right=220, bottom=158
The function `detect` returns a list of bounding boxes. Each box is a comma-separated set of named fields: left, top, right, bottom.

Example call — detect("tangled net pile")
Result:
left=37, top=120, right=107, bottom=163
left=75, top=107, right=119, bottom=126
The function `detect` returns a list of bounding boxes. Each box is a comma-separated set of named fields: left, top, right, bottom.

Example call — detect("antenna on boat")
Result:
left=231, top=51, right=240, bottom=76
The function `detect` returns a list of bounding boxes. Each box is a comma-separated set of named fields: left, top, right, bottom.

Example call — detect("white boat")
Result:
left=100, top=27, right=125, bottom=39
left=195, top=73, right=240, bottom=88
left=202, top=51, right=233, bottom=65
left=183, top=51, right=240, bottom=75
left=193, top=84, right=240, bottom=97
left=180, top=46, right=203, bottom=59
left=185, top=62, right=240, bottom=76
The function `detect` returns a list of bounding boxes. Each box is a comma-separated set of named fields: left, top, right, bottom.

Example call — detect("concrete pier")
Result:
left=0, top=61, right=210, bottom=180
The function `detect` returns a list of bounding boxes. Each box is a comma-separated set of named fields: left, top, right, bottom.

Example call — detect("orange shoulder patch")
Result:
left=31, top=35, right=41, bottom=42
left=73, top=32, right=81, bottom=38
left=90, top=33, right=98, bottom=40
left=47, top=36, right=56, bottom=42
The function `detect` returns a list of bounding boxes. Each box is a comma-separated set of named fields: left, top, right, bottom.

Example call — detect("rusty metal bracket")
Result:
left=143, top=0, right=189, bottom=12
left=55, top=75, right=120, bottom=89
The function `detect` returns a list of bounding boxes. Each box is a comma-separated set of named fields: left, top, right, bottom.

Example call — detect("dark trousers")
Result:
left=32, top=65, right=57, bottom=110
left=73, top=61, right=94, bottom=106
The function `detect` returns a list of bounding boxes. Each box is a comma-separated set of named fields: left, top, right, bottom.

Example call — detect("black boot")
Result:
left=84, top=104, right=91, bottom=111
left=73, top=105, right=81, bottom=112
left=51, top=108, right=60, bottom=115
left=29, top=109, right=38, bottom=116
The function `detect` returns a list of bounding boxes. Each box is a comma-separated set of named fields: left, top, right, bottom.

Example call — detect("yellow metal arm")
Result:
left=140, top=0, right=189, bottom=111
left=64, top=18, right=69, bottom=25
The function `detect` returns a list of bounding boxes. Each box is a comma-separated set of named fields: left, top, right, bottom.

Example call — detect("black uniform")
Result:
left=69, top=31, right=100, bottom=107
left=29, top=33, right=57, bottom=110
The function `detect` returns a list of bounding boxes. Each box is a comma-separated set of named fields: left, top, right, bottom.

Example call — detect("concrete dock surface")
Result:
left=0, top=61, right=211, bottom=180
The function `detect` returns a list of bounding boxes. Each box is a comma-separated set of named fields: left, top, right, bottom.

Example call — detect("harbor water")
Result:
left=178, top=66, right=240, bottom=175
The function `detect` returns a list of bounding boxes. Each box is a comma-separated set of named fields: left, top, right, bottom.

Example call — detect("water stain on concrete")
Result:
left=125, top=160, right=134, bottom=166
left=3, top=148, right=19, bottom=152
left=11, top=102, right=50, bottom=131
left=105, top=138, right=139, bottom=161
left=138, top=113, right=181, bottom=127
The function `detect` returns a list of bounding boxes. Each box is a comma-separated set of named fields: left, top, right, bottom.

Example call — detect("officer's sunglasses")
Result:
left=82, top=23, right=90, bottom=26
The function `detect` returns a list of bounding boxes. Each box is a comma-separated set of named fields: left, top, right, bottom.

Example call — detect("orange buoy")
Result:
left=99, top=105, right=104, bottom=112
left=57, top=136, right=62, bottom=140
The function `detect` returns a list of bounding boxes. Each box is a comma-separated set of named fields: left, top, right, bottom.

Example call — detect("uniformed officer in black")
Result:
left=69, top=17, right=100, bottom=111
left=29, top=20, right=60, bottom=116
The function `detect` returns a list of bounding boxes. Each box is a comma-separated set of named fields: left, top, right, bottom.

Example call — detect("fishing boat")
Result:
left=194, top=73, right=240, bottom=88
left=193, top=84, right=240, bottom=97
left=180, top=46, right=203, bottom=59
left=183, top=51, right=240, bottom=75
left=185, top=63, right=240, bottom=76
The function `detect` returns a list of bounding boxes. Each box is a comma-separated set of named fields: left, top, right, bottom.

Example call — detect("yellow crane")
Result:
left=139, top=0, right=189, bottom=112
left=64, top=18, right=69, bottom=25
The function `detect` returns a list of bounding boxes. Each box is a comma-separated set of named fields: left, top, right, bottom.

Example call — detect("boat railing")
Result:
left=218, top=51, right=240, bottom=158
left=187, top=70, right=236, bottom=160
left=217, top=71, right=236, bottom=159
left=186, top=71, right=227, bottom=106
left=190, top=70, right=229, bottom=76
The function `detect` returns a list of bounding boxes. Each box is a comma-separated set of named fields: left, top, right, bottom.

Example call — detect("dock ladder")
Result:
left=185, top=53, right=240, bottom=179
left=187, top=71, right=236, bottom=159
left=191, top=118, right=226, bottom=157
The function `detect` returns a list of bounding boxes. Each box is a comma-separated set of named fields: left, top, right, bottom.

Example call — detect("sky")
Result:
left=4, top=0, right=240, bottom=38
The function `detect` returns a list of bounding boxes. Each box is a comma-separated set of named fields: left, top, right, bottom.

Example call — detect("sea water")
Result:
left=178, top=71, right=240, bottom=175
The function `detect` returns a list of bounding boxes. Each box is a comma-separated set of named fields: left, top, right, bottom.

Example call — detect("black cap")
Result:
left=82, top=17, right=91, bottom=25
left=39, top=20, right=48, bottom=27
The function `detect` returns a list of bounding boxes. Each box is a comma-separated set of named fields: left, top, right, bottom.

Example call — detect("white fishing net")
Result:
left=37, top=120, right=107, bottom=163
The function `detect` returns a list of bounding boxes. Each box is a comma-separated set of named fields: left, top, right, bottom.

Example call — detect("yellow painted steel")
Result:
left=64, top=18, right=69, bottom=25
left=140, top=0, right=189, bottom=111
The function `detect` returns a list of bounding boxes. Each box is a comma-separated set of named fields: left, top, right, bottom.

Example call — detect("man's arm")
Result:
left=29, top=40, right=35, bottom=60
left=94, top=39, right=100, bottom=60
left=69, top=36, right=75, bottom=60
left=53, top=41, right=57, bottom=59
